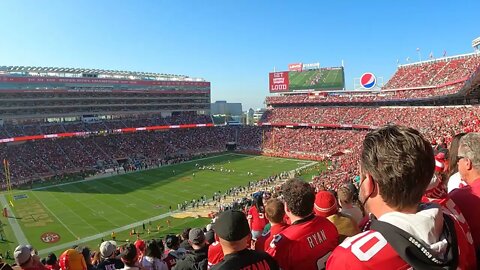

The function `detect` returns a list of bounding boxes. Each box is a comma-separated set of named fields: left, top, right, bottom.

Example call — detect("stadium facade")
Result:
left=0, top=66, right=211, bottom=122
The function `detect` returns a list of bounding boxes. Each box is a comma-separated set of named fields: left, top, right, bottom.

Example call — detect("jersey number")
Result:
left=340, top=231, right=387, bottom=261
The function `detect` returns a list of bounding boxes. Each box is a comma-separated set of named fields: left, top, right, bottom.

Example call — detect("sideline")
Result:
left=0, top=194, right=28, bottom=245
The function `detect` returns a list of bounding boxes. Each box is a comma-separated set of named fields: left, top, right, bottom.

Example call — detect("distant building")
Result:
left=246, top=108, right=255, bottom=125
left=253, top=108, right=267, bottom=124
left=211, top=101, right=242, bottom=116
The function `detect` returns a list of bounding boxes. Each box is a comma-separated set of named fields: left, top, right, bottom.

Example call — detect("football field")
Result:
left=0, top=153, right=318, bottom=258
left=289, top=69, right=344, bottom=90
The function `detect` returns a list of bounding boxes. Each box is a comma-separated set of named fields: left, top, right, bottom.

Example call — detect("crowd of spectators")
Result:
left=265, top=82, right=465, bottom=105
left=384, top=54, right=480, bottom=89
left=9, top=126, right=480, bottom=269
left=261, top=106, right=480, bottom=138
left=266, top=54, right=480, bottom=106
left=0, top=126, right=263, bottom=187
left=0, top=113, right=212, bottom=139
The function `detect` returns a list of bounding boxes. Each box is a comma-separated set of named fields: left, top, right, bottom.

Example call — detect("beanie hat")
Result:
left=314, top=191, right=338, bottom=217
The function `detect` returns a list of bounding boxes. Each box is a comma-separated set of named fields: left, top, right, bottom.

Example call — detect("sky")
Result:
left=0, top=1, right=479, bottom=110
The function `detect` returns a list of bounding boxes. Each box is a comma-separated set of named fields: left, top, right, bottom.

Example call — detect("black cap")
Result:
left=165, top=235, right=179, bottom=249
left=213, top=210, right=250, bottom=241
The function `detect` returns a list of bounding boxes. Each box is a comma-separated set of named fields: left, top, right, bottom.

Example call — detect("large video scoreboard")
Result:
left=269, top=63, right=345, bottom=93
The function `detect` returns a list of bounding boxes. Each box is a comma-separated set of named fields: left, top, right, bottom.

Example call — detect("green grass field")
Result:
left=289, top=69, right=344, bottom=90
left=0, top=153, right=318, bottom=260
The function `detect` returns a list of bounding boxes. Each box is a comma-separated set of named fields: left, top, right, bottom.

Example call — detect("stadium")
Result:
left=0, top=24, right=480, bottom=270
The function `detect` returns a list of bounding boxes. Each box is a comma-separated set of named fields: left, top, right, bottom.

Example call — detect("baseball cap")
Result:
left=14, top=245, right=32, bottom=266
left=99, top=241, right=116, bottom=258
left=314, top=191, right=338, bottom=217
left=59, top=249, right=87, bottom=270
left=188, top=228, right=205, bottom=245
left=213, top=210, right=250, bottom=242
left=165, top=235, right=179, bottom=249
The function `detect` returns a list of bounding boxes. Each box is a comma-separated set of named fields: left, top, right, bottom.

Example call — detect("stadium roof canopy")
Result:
left=0, top=65, right=206, bottom=82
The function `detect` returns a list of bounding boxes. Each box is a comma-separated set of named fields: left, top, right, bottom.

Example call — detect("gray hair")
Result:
left=458, top=133, right=480, bottom=171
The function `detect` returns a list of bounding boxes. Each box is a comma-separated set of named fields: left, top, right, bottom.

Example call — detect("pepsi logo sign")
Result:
left=360, top=73, right=376, bottom=89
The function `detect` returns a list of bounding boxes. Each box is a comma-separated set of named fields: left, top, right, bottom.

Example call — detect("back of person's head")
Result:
left=188, top=228, right=206, bottom=248
left=213, top=210, right=251, bottom=253
left=14, top=245, right=33, bottom=268
left=282, top=178, right=315, bottom=217
left=360, top=125, right=434, bottom=210
left=144, top=239, right=162, bottom=259
left=45, top=252, right=57, bottom=266
left=165, top=235, right=180, bottom=250
left=314, top=191, right=338, bottom=217
left=181, top=228, right=191, bottom=241
left=337, top=186, right=354, bottom=206
left=264, top=198, right=285, bottom=224
left=253, top=196, right=264, bottom=213
left=120, top=244, right=137, bottom=267
left=447, top=132, right=467, bottom=177
left=75, top=247, right=91, bottom=267
left=58, top=249, right=87, bottom=270
left=99, top=241, right=116, bottom=259
left=458, top=132, right=480, bottom=172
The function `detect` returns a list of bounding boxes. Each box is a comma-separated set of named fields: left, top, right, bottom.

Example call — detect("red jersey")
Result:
left=327, top=203, right=477, bottom=270
left=254, top=223, right=289, bottom=252
left=450, top=178, right=480, bottom=251
left=207, top=241, right=224, bottom=269
left=247, top=206, right=268, bottom=231
left=266, top=214, right=339, bottom=270
left=163, top=253, right=177, bottom=270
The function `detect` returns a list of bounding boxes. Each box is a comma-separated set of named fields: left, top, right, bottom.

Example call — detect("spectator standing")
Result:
left=75, top=247, right=96, bottom=270
left=211, top=210, right=278, bottom=270
left=266, top=179, right=339, bottom=270
left=163, top=235, right=185, bottom=270
left=447, top=133, right=468, bottom=193
left=173, top=228, right=208, bottom=270
left=450, top=132, right=480, bottom=262
left=58, top=249, right=87, bottom=270
left=140, top=240, right=168, bottom=270
left=97, top=241, right=124, bottom=270
left=247, top=196, right=268, bottom=240
left=119, top=244, right=140, bottom=270
left=14, top=245, right=47, bottom=270
left=314, top=191, right=359, bottom=243
left=254, top=198, right=288, bottom=252
left=337, top=186, right=364, bottom=224
left=327, top=125, right=477, bottom=269
left=43, top=253, right=59, bottom=270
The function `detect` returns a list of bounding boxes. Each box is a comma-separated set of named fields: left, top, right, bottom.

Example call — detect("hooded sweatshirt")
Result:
left=327, top=203, right=477, bottom=270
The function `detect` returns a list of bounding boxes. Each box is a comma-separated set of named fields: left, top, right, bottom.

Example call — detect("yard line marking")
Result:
left=30, top=192, right=80, bottom=240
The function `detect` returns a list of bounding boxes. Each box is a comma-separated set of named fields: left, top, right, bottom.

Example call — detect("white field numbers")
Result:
left=339, top=231, right=388, bottom=261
